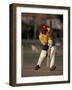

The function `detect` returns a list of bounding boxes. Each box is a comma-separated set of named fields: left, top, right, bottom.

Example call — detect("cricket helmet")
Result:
left=39, top=24, right=48, bottom=33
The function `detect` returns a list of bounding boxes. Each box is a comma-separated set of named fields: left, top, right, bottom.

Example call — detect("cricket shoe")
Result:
left=50, top=66, right=56, bottom=71
left=35, top=65, right=40, bottom=70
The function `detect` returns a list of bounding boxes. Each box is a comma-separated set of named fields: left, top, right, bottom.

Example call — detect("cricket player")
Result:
left=35, top=24, right=56, bottom=71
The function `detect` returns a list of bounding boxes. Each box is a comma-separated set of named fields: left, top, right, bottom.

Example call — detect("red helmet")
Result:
left=40, top=24, right=48, bottom=33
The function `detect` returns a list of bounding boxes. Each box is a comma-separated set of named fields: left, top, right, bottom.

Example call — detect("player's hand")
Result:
left=42, top=43, right=46, bottom=45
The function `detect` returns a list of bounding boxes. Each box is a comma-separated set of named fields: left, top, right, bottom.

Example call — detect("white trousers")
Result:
left=37, top=46, right=56, bottom=68
left=47, top=46, right=56, bottom=68
left=37, top=50, right=47, bottom=66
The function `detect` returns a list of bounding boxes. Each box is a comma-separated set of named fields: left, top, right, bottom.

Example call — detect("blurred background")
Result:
left=22, top=13, right=63, bottom=42
left=21, top=13, right=63, bottom=77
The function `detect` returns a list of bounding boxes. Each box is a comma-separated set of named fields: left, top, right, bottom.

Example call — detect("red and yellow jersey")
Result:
left=39, top=29, right=52, bottom=45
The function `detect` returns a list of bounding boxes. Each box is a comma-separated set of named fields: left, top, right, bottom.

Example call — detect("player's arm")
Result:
left=48, top=38, right=53, bottom=47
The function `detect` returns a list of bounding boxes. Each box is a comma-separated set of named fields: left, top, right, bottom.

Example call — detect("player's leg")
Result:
left=50, top=46, right=56, bottom=71
left=35, top=45, right=48, bottom=70
left=46, top=47, right=51, bottom=67
left=37, top=50, right=47, bottom=66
